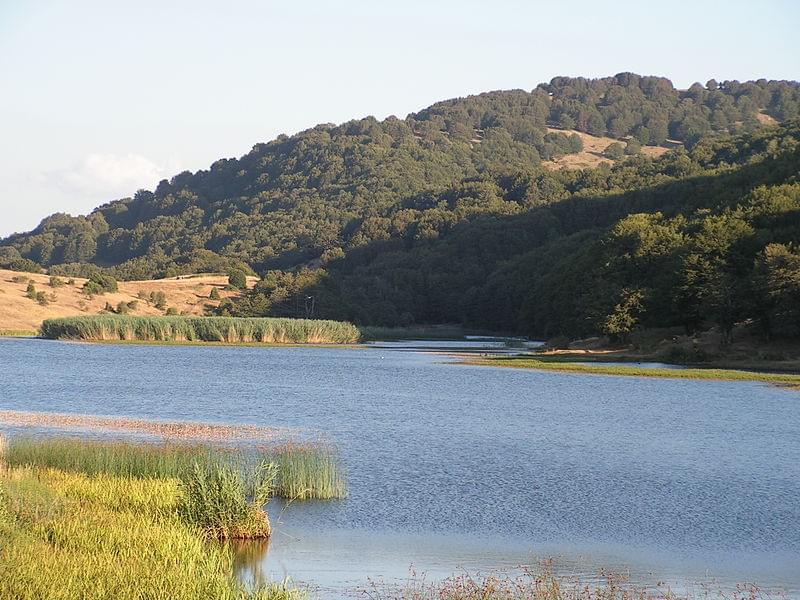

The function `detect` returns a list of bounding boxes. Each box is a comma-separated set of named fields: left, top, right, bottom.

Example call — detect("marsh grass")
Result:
left=476, top=355, right=800, bottom=387
left=179, top=461, right=275, bottom=539
left=4, top=437, right=347, bottom=501
left=0, top=466, right=304, bottom=600
left=40, top=315, right=360, bottom=344
left=262, top=443, right=347, bottom=500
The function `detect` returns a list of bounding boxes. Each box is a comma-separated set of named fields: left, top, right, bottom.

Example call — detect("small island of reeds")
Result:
left=39, top=315, right=361, bottom=344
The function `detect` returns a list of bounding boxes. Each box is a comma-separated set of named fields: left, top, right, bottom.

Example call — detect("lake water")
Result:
left=1, top=337, right=798, bottom=598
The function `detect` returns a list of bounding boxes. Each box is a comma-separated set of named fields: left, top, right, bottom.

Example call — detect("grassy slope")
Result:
left=0, top=269, right=257, bottom=333
left=541, top=127, right=668, bottom=170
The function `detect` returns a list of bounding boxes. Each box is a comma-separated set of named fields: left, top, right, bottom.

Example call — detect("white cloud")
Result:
left=48, top=153, right=182, bottom=200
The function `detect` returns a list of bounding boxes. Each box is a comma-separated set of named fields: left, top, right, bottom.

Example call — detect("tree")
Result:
left=624, top=139, right=642, bottom=155
left=228, top=269, right=247, bottom=290
left=754, top=244, right=800, bottom=337
left=603, top=142, right=625, bottom=159
left=601, top=288, right=645, bottom=342
left=25, top=281, right=36, bottom=300
left=209, top=287, right=221, bottom=300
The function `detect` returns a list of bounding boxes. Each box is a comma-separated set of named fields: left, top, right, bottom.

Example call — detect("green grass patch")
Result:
left=40, top=315, right=361, bottom=344
left=0, top=466, right=304, bottom=600
left=475, top=355, right=800, bottom=387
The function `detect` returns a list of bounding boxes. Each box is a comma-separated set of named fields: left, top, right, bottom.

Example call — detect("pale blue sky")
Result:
left=1, top=0, right=798, bottom=237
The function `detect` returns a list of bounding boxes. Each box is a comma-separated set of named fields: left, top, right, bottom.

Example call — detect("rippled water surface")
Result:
left=1, top=338, right=798, bottom=597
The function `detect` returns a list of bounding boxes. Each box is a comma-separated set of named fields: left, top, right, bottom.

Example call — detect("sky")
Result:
left=1, top=0, right=798, bottom=238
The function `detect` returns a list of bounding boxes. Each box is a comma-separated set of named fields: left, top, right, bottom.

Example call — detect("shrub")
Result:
left=209, top=287, right=221, bottom=300
left=82, top=272, right=118, bottom=295
left=165, top=307, right=178, bottom=315
left=152, top=290, right=167, bottom=309
left=35, top=292, right=49, bottom=306
left=49, top=276, right=64, bottom=287
left=116, top=301, right=130, bottom=315
left=11, top=275, right=28, bottom=284
left=228, top=269, right=247, bottom=290
left=603, top=142, right=625, bottom=159
left=25, top=281, right=36, bottom=300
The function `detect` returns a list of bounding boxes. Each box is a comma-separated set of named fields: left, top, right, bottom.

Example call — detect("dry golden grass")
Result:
left=755, top=111, right=778, bottom=125
left=0, top=269, right=257, bottom=332
left=542, top=128, right=669, bottom=170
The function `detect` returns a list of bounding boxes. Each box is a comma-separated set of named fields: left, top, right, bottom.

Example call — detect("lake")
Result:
left=1, top=337, right=798, bottom=598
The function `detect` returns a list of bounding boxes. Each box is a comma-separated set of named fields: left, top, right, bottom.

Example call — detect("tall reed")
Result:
left=4, top=437, right=347, bottom=500
left=40, top=315, right=361, bottom=344
left=262, top=443, right=347, bottom=500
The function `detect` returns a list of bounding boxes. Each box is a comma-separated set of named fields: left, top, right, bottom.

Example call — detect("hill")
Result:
left=1, top=73, right=799, bottom=341
left=0, top=270, right=253, bottom=333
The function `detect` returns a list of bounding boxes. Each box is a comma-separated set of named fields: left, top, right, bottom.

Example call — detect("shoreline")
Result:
left=459, top=353, right=800, bottom=388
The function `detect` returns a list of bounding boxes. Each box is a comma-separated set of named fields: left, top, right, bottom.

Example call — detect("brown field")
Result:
left=0, top=269, right=257, bottom=332
left=543, top=127, right=669, bottom=170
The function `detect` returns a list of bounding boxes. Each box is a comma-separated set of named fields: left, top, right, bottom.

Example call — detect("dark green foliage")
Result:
left=209, top=287, right=221, bottom=300
left=603, top=142, right=625, bottom=159
left=48, top=276, right=64, bottom=288
left=2, top=74, right=796, bottom=283
left=228, top=269, right=247, bottom=290
left=25, top=281, right=36, bottom=300
left=2, top=76, right=800, bottom=342
left=82, top=272, right=118, bottom=295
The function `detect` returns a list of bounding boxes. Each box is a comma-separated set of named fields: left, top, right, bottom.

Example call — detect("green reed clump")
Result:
left=4, top=437, right=346, bottom=500
left=178, top=461, right=275, bottom=539
left=4, top=437, right=210, bottom=479
left=40, top=315, right=361, bottom=344
left=262, top=444, right=346, bottom=500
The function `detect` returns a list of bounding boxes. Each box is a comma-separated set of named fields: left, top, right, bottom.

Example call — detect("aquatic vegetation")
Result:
left=368, top=567, right=770, bottom=600
left=4, top=437, right=211, bottom=479
left=40, top=315, right=361, bottom=344
left=261, top=443, right=347, bottom=500
left=0, top=466, right=304, bottom=600
left=178, top=461, right=274, bottom=539
left=4, top=437, right=347, bottom=501
left=475, top=355, right=800, bottom=387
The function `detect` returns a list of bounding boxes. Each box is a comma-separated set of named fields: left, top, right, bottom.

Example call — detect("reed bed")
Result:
left=261, top=443, right=347, bottom=500
left=0, top=466, right=304, bottom=600
left=4, top=437, right=347, bottom=501
left=40, top=315, right=361, bottom=344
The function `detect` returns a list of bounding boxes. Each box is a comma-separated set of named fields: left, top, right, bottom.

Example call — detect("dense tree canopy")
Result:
left=2, top=74, right=799, bottom=339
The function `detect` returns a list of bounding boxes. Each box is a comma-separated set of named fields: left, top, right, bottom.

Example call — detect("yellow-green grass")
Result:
left=0, top=466, right=304, bottom=600
left=4, top=437, right=347, bottom=501
left=40, top=315, right=361, bottom=344
left=0, top=329, right=38, bottom=338
left=471, top=355, right=800, bottom=387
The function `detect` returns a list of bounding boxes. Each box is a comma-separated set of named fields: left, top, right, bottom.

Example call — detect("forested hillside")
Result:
left=2, top=74, right=799, bottom=339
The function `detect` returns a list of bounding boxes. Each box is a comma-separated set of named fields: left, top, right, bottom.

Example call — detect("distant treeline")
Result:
left=3, top=74, right=800, bottom=340
left=40, top=316, right=361, bottom=344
